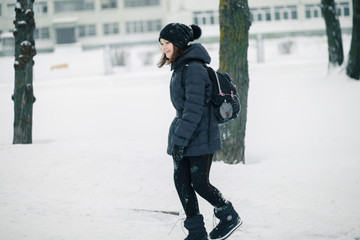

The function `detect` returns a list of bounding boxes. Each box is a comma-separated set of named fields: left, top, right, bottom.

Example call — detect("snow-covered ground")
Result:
left=1, top=35, right=360, bottom=240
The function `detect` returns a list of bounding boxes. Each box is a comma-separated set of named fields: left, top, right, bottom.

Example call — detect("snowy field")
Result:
left=1, top=35, right=360, bottom=240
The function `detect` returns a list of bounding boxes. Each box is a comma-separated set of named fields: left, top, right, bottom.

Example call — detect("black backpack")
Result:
left=182, top=63, right=241, bottom=124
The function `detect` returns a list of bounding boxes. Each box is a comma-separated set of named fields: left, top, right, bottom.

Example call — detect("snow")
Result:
left=21, top=41, right=31, bottom=47
left=0, top=35, right=360, bottom=240
left=17, top=21, right=27, bottom=26
left=25, top=9, right=33, bottom=15
left=15, top=2, right=22, bottom=10
left=0, top=32, right=14, bottom=38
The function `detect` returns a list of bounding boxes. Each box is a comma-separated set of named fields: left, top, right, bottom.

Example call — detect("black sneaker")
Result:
left=209, top=202, right=242, bottom=240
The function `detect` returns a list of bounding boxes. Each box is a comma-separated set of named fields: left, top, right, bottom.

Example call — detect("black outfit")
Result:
left=173, top=154, right=227, bottom=218
left=160, top=22, right=242, bottom=240
left=167, top=43, right=227, bottom=218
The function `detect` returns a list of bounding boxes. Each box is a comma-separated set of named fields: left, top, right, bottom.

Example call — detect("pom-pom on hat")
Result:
left=159, top=23, right=202, bottom=49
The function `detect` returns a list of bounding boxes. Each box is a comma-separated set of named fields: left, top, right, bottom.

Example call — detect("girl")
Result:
left=158, top=23, right=242, bottom=240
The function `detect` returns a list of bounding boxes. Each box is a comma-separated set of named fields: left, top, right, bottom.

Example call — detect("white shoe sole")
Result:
left=210, top=219, right=243, bottom=240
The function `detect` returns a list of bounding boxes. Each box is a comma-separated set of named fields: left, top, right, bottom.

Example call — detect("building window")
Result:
left=34, top=2, right=48, bottom=16
left=147, top=19, right=162, bottom=32
left=305, top=4, right=322, bottom=19
left=274, top=5, right=297, bottom=21
left=54, top=0, right=94, bottom=13
left=124, top=0, right=160, bottom=8
left=34, top=27, right=50, bottom=40
left=290, top=6, right=298, bottom=19
left=102, top=0, right=117, bottom=9
left=79, top=24, right=96, bottom=37
left=193, top=11, right=219, bottom=26
left=103, top=23, right=119, bottom=35
left=336, top=2, right=350, bottom=17
left=126, top=19, right=161, bottom=34
left=7, top=3, right=15, bottom=17
left=250, top=7, right=271, bottom=22
left=127, top=21, right=143, bottom=33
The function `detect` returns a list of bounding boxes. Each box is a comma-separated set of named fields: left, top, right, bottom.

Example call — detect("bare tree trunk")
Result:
left=12, top=0, right=37, bottom=144
left=346, top=0, right=360, bottom=80
left=321, top=0, right=344, bottom=67
left=215, top=0, right=251, bottom=164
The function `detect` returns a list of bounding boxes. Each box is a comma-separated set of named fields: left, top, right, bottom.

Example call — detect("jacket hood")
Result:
left=171, top=43, right=211, bottom=71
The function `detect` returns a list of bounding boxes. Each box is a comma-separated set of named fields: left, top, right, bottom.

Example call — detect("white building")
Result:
left=0, top=0, right=353, bottom=54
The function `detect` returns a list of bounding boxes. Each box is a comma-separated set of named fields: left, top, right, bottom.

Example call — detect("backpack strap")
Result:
left=211, top=67, right=223, bottom=96
left=181, top=60, right=206, bottom=86
left=181, top=64, right=189, bottom=87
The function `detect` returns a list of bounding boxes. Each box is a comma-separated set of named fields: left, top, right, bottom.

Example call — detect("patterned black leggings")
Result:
left=173, top=154, right=227, bottom=218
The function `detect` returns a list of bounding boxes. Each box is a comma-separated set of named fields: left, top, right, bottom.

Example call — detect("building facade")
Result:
left=0, top=0, right=353, bottom=54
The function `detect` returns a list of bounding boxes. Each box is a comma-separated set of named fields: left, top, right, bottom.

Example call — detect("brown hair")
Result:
left=158, top=45, right=186, bottom=68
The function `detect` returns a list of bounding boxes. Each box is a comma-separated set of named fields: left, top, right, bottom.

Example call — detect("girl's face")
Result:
left=160, top=38, right=174, bottom=59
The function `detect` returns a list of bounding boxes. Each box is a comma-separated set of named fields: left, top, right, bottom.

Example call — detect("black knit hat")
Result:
left=159, top=23, right=202, bottom=49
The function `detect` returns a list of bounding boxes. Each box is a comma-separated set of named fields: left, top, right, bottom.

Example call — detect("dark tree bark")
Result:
left=215, top=0, right=251, bottom=164
left=346, top=0, right=360, bottom=80
left=321, top=0, right=344, bottom=67
left=12, top=0, right=37, bottom=144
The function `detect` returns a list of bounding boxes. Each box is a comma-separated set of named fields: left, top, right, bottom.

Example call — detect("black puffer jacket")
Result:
left=167, top=43, right=221, bottom=156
